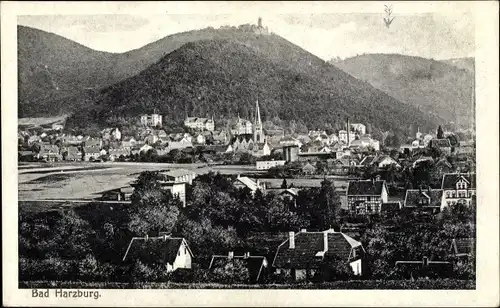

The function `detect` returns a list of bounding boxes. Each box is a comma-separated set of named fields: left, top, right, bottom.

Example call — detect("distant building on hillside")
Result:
left=184, top=116, right=215, bottom=131
left=350, top=123, right=366, bottom=135
left=141, top=113, right=163, bottom=127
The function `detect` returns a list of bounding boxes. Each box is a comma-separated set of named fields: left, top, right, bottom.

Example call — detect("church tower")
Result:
left=253, top=99, right=265, bottom=143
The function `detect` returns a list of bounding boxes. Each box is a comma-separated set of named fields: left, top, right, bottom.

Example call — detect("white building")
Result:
left=122, top=235, right=194, bottom=272
left=184, top=116, right=215, bottom=131
left=256, top=160, right=286, bottom=170
left=338, top=130, right=356, bottom=145
left=441, top=173, right=476, bottom=210
left=350, top=123, right=366, bottom=135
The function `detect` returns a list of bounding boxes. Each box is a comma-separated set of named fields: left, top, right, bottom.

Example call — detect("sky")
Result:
left=17, top=3, right=475, bottom=61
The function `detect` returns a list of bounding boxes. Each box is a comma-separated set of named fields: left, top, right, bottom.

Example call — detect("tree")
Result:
left=314, top=179, right=341, bottom=230
left=281, top=178, right=288, bottom=189
left=446, top=134, right=459, bottom=147
left=314, top=255, right=354, bottom=282
left=128, top=171, right=182, bottom=236
left=210, top=259, right=250, bottom=284
left=437, top=125, right=444, bottom=139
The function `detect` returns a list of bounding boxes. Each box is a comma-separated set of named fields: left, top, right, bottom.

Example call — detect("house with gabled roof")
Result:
left=448, top=238, right=475, bottom=260
left=403, top=188, right=445, bottom=212
left=346, top=180, right=389, bottom=215
left=209, top=251, right=269, bottom=283
left=441, top=173, right=476, bottom=208
left=272, top=228, right=365, bottom=281
left=84, top=137, right=102, bottom=148
left=233, top=175, right=266, bottom=195
left=373, top=155, right=401, bottom=169
left=301, top=162, right=316, bottom=175
left=37, top=144, right=62, bottom=162
left=122, top=235, right=194, bottom=272
left=83, top=146, right=102, bottom=161
left=429, top=138, right=452, bottom=155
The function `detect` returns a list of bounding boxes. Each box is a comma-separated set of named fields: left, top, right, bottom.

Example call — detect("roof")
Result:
left=347, top=180, right=386, bottom=196
left=272, top=230, right=362, bottom=269
left=404, top=189, right=444, bottom=207
left=302, top=162, right=316, bottom=171
left=449, top=238, right=475, bottom=256
left=122, top=236, right=192, bottom=265
left=280, top=188, right=299, bottom=196
left=381, top=202, right=402, bottom=212
left=231, top=134, right=254, bottom=144
left=234, top=176, right=259, bottom=192
left=185, top=117, right=211, bottom=124
left=441, top=173, right=476, bottom=190
left=359, top=155, right=376, bottom=166
left=19, top=150, right=35, bottom=156
left=430, top=139, right=452, bottom=148
left=40, top=144, right=59, bottom=152
left=83, top=146, right=101, bottom=154
left=209, top=255, right=268, bottom=282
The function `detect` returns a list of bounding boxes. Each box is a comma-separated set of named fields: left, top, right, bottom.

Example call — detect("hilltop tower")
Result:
left=253, top=99, right=265, bottom=143
left=258, top=17, right=262, bottom=28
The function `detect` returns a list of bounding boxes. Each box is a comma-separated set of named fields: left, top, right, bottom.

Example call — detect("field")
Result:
left=18, top=116, right=67, bottom=127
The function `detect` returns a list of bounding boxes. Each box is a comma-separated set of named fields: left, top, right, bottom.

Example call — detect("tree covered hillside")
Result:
left=65, top=39, right=439, bottom=134
left=334, top=54, right=474, bottom=129
left=18, top=26, right=117, bottom=116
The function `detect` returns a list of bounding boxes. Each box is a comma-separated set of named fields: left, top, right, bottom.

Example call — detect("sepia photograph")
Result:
left=2, top=1, right=499, bottom=306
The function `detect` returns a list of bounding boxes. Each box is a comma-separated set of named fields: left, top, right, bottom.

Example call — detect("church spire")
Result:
left=255, top=99, right=262, bottom=125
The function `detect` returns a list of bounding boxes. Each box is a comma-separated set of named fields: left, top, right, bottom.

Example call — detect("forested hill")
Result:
left=334, top=54, right=474, bottom=128
left=64, top=39, right=439, bottom=134
left=17, top=26, right=117, bottom=117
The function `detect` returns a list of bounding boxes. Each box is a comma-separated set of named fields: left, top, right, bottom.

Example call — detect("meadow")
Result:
left=18, top=162, right=350, bottom=203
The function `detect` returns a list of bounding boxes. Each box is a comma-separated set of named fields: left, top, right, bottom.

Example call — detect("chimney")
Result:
left=228, top=251, right=234, bottom=259
left=300, top=228, right=307, bottom=232
left=244, top=252, right=250, bottom=259
left=323, top=232, right=329, bottom=252
left=145, top=234, right=149, bottom=241
left=289, top=231, right=295, bottom=249
left=422, top=256, right=429, bottom=267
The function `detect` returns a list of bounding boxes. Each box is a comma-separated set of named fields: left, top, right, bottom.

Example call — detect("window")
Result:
left=178, top=250, right=181, bottom=256
left=184, top=247, right=187, bottom=254
left=447, top=191, right=452, bottom=198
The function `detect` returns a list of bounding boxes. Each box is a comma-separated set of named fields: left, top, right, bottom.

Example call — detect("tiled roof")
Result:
left=209, top=255, right=268, bottom=282
left=404, top=189, right=444, bottom=207
left=122, top=236, right=192, bottom=265
left=272, top=231, right=362, bottom=269
left=231, top=134, right=254, bottom=144
left=359, top=155, right=375, bottom=166
left=347, top=180, right=386, bottom=196
left=441, top=173, right=476, bottom=190
left=430, top=139, right=452, bottom=148
left=381, top=202, right=402, bottom=212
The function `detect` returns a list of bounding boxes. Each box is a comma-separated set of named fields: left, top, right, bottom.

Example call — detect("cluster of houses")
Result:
left=121, top=223, right=474, bottom=282
left=345, top=172, right=476, bottom=215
